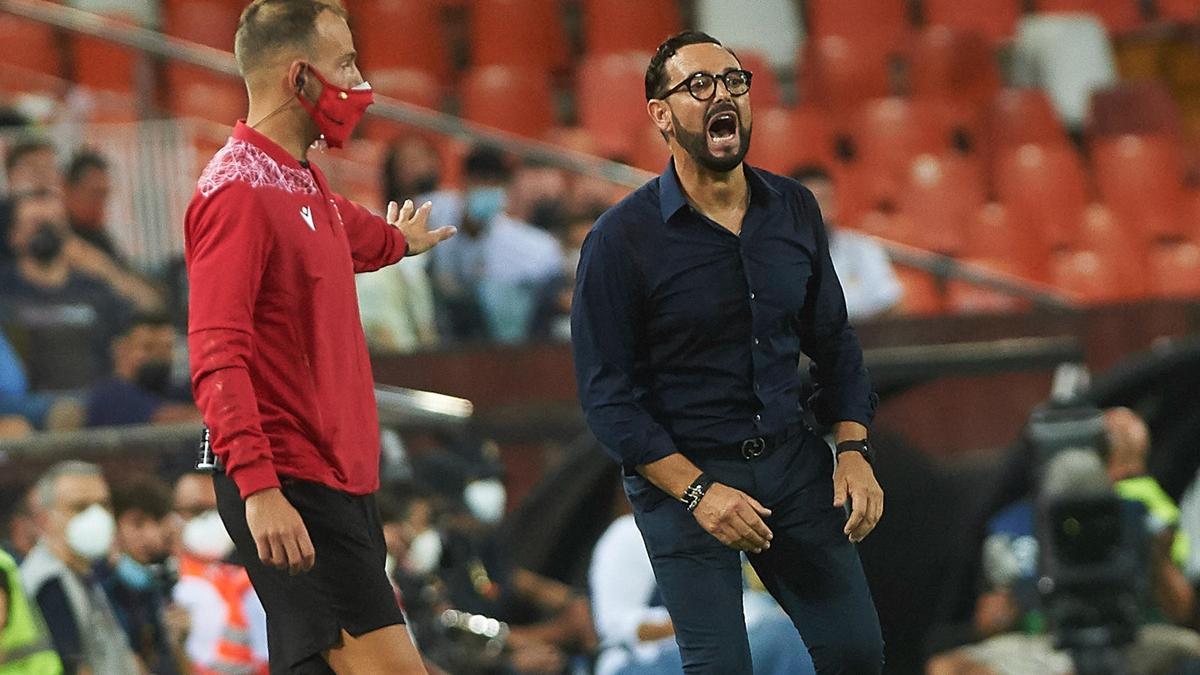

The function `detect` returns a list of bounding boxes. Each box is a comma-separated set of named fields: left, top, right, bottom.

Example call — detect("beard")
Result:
left=670, top=104, right=752, bottom=174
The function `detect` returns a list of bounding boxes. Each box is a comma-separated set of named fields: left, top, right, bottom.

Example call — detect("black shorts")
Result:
left=214, top=472, right=405, bottom=675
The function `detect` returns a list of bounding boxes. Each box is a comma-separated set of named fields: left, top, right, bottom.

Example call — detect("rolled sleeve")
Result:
left=571, top=226, right=679, bottom=470
left=795, top=189, right=877, bottom=428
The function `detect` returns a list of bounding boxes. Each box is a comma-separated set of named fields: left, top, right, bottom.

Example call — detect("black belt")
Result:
left=692, top=422, right=806, bottom=460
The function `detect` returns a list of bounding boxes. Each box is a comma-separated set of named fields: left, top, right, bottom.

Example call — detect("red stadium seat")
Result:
left=627, top=123, right=672, bottom=173
left=989, top=89, right=1072, bottom=150
left=1035, top=0, right=1145, bottom=34
left=461, top=65, right=555, bottom=138
left=848, top=98, right=959, bottom=205
left=923, top=0, right=1022, bottom=46
left=994, top=143, right=1090, bottom=252
left=962, top=203, right=1051, bottom=279
left=798, top=36, right=893, bottom=115
left=1049, top=249, right=1134, bottom=303
left=71, top=13, right=141, bottom=94
left=1088, top=80, right=1183, bottom=141
left=1091, top=134, right=1188, bottom=240
left=582, top=0, right=682, bottom=56
left=735, top=51, right=782, bottom=110
left=352, top=0, right=450, bottom=81
left=893, top=264, right=946, bottom=315
left=578, top=53, right=655, bottom=157
left=361, top=68, right=443, bottom=141
left=469, top=0, right=568, bottom=71
left=746, top=108, right=838, bottom=175
left=166, top=68, right=247, bottom=125
left=806, top=0, right=911, bottom=53
left=909, top=27, right=1002, bottom=112
left=0, top=15, right=62, bottom=80
left=1148, top=240, right=1200, bottom=297
left=945, top=258, right=1033, bottom=314
left=1054, top=204, right=1148, bottom=301
left=1158, top=0, right=1200, bottom=21
left=895, top=154, right=985, bottom=254
left=163, top=0, right=239, bottom=50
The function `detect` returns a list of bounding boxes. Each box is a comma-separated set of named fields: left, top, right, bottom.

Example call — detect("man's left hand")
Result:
left=833, top=452, right=883, bottom=543
left=389, top=199, right=456, bottom=255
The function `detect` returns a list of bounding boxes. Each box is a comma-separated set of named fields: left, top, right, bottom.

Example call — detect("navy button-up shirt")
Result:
left=571, top=162, right=876, bottom=470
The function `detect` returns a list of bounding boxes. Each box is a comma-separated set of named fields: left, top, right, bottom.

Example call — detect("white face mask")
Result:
left=181, top=509, right=236, bottom=561
left=406, top=529, right=443, bottom=575
left=464, top=478, right=507, bottom=525
left=65, top=504, right=115, bottom=561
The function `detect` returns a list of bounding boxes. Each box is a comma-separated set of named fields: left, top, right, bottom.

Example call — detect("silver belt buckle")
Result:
left=741, top=437, right=766, bottom=459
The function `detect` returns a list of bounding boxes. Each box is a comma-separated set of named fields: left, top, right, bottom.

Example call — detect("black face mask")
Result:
left=134, top=360, right=172, bottom=395
left=26, top=222, right=64, bottom=265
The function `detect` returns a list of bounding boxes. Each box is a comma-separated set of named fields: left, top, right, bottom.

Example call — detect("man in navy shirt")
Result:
left=572, top=31, right=885, bottom=673
left=85, top=313, right=199, bottom=427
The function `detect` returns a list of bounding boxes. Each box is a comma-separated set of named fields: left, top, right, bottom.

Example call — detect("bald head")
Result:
left=234, top=0, right=347, bottom=81
left=1103, top=406, right=1150, bottom=481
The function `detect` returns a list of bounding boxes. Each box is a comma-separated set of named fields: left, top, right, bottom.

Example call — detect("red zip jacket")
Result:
left=185, top=122, right=407, bottom=498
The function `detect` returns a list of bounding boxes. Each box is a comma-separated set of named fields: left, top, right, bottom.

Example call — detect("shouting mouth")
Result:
left=706, top=111, right=740, bottom=151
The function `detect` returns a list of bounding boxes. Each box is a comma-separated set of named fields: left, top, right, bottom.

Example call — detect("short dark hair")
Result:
left=234, top=0, right=348, bottom=77
left=116, top=312, right=174, bottom=340
left=790, top=164, right=833, bottom=185
left=645, top=31, right=736, bottom=101
left=112, top=475, right=173, bottom=520
left=5, top=137, right=55, bottom=175
left=463, top=145, right=512, bottom=182
left=65, top=150, right=108, bottom=185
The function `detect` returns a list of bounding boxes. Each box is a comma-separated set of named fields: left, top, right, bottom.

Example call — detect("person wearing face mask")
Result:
left=19, top=461, right=141, bottom=675
left=102, top=476, right=188, bottom=675
left=83, top=313, right=199, bottom=427
left=171, top=472, right=269, bottom=675
left=572, top=31, right=885, bottom=674
left=185, top=3, right=454, bottom=673
left=0, top=190, right=133, bottom=392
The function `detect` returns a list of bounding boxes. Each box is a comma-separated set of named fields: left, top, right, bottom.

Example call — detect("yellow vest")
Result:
left=0, top=549, right=62, bottom=675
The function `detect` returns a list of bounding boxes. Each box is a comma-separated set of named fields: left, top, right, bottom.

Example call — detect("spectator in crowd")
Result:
left=171, top=471, right=269, bottom=675
left=64, top=150, right=123, bottom=264
left=21, top=461, right=141, bottom=674
left=0, top=327, right=85, bottom=431
left=105, top=475, right=186, bottom=674
left=0, top=545, right=63, bottom=674
left=2, top=486, right=42, bottom=563
left=383, top=135, right=447, bottom=208
left=0, top=190, right=132, bottom=391
left=590, top=500, right=817, bottom=675
left=530, top=203, right=605, bottom=341
left=4, top=137, right=61, bottom=195
left=927, top=407, right=1200, bottom=674
left=84, top=313, right=197, bottom=427
left=791, top=165, right=903, bottom=322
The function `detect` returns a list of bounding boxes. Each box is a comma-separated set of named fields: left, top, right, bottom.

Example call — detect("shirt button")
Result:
left=754, top=414, right=762, bottom=422
left=749, top=292, right=756, bottom=300
left=753, top=338, right=761, bottom=346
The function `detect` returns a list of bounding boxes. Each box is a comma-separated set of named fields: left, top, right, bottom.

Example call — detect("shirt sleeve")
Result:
left=185, top=182, right=280, bottom=498
left=570, top=226, right=679, bottom=469
left=794, top=188, right=877, bottom=428
left=334, top=195, right=408, bottom=273
left=855, top=236, right=903, bottom=318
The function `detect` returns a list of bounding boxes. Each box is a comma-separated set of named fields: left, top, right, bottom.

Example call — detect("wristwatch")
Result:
left=835, top=439, right=875, bottom=465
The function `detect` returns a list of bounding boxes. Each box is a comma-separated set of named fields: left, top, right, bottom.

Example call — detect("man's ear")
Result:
left=288, top=60, right=308, bottom=94
left=647, top=99, right=673, bottom=139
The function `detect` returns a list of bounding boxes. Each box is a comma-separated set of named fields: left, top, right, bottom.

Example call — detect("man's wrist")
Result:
left=835, top=439, right=875, bottom=465
left=681, top=472, right=715, bottom=512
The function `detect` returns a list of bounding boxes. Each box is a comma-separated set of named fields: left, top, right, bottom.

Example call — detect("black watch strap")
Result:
left=835, top=439, right=874, bottom=465
left=682, top=472, right=715, bottom=512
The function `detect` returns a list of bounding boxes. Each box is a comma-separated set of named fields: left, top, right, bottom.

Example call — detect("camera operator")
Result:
left=927, top=407, right=1200, bottom=675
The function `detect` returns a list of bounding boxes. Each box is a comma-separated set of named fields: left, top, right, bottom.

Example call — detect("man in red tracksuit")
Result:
left=184, top=1, right=455, bottom=673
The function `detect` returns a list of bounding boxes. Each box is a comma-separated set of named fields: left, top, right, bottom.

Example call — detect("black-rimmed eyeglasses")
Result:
left=659, top=69, right=753, bottom=102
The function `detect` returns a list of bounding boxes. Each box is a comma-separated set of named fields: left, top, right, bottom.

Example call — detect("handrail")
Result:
left=0, top=0, right=1079, bottom=306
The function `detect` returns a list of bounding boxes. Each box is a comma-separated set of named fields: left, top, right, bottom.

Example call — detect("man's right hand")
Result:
left=691, top=483, right=773, bottom=553
left=245, top=488, right=315, bottom=574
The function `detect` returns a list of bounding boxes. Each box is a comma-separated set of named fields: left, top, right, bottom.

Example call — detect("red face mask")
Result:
left=295, top=65, right=374, bottom=149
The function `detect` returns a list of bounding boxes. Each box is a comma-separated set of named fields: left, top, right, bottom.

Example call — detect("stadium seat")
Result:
left=1012, top=14, right=1119, bottom=128
left=1034, top=0, right=1146, bottom=34
left=1088, top=80, right=1184, bottom=141
left=745, top=108, right=838, bottom=176
left=909, top=27, right=1002, bottom=112
left=989, top=88, right=1072, bottom=150
left=1113, top=35, right=1168, bottom=81
left=1157, top=0, right=1200, bottom=21
left=806, top=0, right=911, bottom=54
left=71, top=13, right=141, bottom=94
left=163, top=0, right=239, bottom=51
left=1148, top=240, right=1200, bottom=298
left=694, top=0, right=803, bottom=70
left=469, top=0, right=568, bottom=71
left=798, top=36, right=894, bottom=115
left=627, top=123, right=671, bottom=173
left=360, top=68, right=443, bottom=141
left=461, top=65, right=555, bottom=139
left=582, top=0, right=682, bottom=56
left=352, top=0, right=450, bottom=81
left=165, top=69, right=247, bottom=125
left=993, top=143, right=1090, bottom=252
left=892, top=264, right=946, bottom=315
left=0, top=15, right=62, bottom=80
left=922, top=0, right=1022, bottom=46
left=577, top=53, right=655, bottom=157
left=1091, top=134, right=1188, bottom=240
left=1050, top=247, right=1145, bottom=303
left=847, top=98, right=959, bottom=204
left=962, top=203, right=1050, bottom=279
left=945, top=258, right=1033, bottom=314
left=895, top=154, right=984, bottom=255
left=735, top=51, right=782, bottom=110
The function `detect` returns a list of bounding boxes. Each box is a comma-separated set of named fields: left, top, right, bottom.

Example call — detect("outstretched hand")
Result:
left=388, top=199, right=456, bottom=255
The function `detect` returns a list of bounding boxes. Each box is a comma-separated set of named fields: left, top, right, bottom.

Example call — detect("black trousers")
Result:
left=626, top=429, right=884, bottom=674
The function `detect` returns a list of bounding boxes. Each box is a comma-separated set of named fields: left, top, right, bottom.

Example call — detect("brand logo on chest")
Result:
left=300, top=205, right=315, bottom=230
